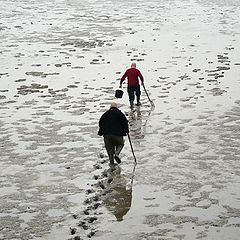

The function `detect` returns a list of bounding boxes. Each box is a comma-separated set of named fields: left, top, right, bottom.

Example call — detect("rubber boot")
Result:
left=130, top=100, right=134, bottom=109
left=136, top=97, right=141, bottom=106
left=108, top=154, right=115, bottom=165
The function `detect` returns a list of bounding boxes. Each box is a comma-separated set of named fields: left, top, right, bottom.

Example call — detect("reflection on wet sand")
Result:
left=128, top=105, right=154, bottom=139
left=103, top=167, right=133, bottom=222
left=1, top=0, right=240, bottom=238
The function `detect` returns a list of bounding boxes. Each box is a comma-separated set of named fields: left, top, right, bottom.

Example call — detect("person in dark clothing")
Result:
left=98, top=102, right=129, bottom=166
left=119, top=62, right=144, bottom=108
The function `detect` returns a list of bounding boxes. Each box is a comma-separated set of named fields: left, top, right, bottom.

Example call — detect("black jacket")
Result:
left=98, top=107, right=129, bottom=136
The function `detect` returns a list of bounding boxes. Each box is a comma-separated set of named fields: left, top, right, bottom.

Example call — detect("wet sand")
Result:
left=0, top=0, right=240, bottom=239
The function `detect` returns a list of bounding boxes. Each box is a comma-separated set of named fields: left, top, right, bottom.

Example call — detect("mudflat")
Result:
left=0, top=0, right=240, bottom=239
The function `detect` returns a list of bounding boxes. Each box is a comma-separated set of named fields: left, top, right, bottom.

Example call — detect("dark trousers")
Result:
left=127, top=85, right=141, bottom=104
left=104, top=135, right=124, bottom=164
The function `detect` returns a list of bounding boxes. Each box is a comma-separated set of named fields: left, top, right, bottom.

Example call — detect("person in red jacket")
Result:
left=98, top=102, right=129, bottom=167
left=119, top=62, right=144, bottom=108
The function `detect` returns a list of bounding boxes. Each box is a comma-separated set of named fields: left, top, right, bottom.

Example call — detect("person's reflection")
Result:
left=128, top=106, right=144, bottom=139
left=103, top=167, right=133, bottom=221
left=128, top=104, right=155, bottom=140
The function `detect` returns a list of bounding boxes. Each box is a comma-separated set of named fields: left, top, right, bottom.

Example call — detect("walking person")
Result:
left=119, top=62, right=144, bottom=108
left=98, top=102, right=129, bottom=167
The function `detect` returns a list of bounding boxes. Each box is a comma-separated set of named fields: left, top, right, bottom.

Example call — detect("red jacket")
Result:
left=120, top=67, right=144, bottom=86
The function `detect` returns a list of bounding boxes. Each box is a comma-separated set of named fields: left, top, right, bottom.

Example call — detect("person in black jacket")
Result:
left=98, top=102, right=129, bottom=166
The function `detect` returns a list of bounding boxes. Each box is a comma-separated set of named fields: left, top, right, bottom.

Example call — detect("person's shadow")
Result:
left=103, top=167, right=134, bottom=221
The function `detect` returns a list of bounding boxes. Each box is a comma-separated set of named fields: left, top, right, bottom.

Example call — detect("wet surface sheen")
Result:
left=0, top=0, right=240, bottom=239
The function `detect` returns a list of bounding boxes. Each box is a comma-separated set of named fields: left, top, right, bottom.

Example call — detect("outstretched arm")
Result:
left=138, top=71, right=144, bottom=85
left=120, top=71, right=127, bottom=88
left=120, top=112, right=129, bottom=134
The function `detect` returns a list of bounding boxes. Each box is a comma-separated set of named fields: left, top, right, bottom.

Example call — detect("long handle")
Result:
left=127, top=133, right=137, bottom=164
left=142, top=83, right=154, bottom=106
left=130, top=163, right=137, bottom=189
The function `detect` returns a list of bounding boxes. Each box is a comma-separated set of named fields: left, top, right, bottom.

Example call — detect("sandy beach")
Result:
left=0, top=0, right=240, bottom=239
